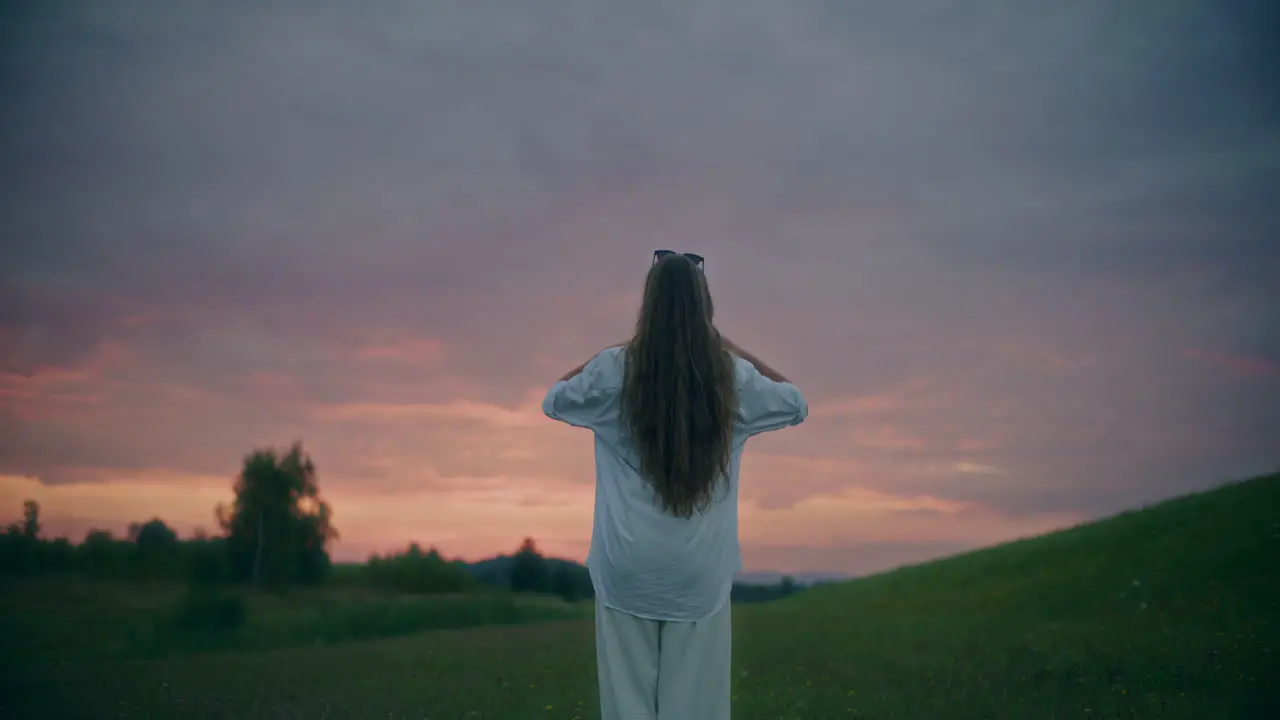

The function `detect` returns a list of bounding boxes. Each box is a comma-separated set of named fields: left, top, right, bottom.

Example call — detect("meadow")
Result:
left=3, top=472, right=1277, bottom=719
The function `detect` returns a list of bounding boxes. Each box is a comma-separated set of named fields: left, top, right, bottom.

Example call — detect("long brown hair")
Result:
left=621, top=254, right=738, bottom=518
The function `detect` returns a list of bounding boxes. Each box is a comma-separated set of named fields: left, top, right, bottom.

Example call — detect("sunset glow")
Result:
left=2, top=0, right=1276, bottom=578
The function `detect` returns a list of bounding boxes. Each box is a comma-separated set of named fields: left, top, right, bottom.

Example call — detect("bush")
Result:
left=185, top=537, right=233, bottom=587
left=172, top=586, right=248, bottom=636
left=363, top=544, right=477, bottom=594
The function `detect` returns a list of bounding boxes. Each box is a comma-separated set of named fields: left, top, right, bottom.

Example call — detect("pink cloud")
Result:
left=311, top=394, right=546, bottom=428
left=0, top=345, right=134, bottom=421
left=848, top=425, right=929, bottom=452
left=807, top=377, right=972, bottom=422
left=808, top=380, right=932, bottom=418
left=0, top=341, right=132, bottom=387
left=739, top=489, right=1078, bottom=551
left=354, top=338, right=447, bottom=364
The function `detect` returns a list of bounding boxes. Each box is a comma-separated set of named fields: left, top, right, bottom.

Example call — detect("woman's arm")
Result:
left=557, top=341, right=628, bottom=382
left=558, top=359, right=591, bottom=382
left=721, top=336, right=791, bottom=384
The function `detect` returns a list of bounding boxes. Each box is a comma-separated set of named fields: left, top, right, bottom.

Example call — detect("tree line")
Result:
left=1, top=444, right=332, bottom=589
left=1, top=441, right=802, bottom=604
left=0, top=443, right=595, bottom=602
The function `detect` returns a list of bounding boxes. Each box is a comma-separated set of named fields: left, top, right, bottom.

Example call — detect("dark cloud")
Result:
left=1, top=0, right=1277, bottom=539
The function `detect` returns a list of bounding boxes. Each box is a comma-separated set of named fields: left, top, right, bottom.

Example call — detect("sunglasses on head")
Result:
left=653, top=249, right=705, bottom=269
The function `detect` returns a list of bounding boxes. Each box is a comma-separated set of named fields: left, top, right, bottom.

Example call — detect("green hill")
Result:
left=4, top=473, right=1277, bottom=719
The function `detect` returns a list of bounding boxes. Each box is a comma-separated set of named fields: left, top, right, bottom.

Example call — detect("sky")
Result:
left=2, top=0, right=1278, bottom=577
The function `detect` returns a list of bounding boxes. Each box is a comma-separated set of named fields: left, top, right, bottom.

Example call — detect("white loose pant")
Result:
left=594, top=599, right=732, bottom=720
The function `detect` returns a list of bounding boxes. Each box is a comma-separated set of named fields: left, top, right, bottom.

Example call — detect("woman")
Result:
left=542, top=251, right=808, bottom=720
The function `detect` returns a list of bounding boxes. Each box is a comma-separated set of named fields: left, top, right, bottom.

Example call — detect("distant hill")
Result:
left=464, top=553, right=817, bottom=603
left=734, top=570, right=849, bottom=586
left=465, top=556, right=844, bottom=588
left=464, top=553, right=584, bottom=587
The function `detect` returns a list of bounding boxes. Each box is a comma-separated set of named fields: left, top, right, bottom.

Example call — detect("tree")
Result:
left=185, top=534, right=232, bottom=587
left=129, top=518, right=181, bottom=578
left=550, top=562, right=592, bottom=602
left=216, top=442, right=337, bottom=589
left=364, top=543, right=477, bottom=594
left=22, top=500, right=40, bottom=539
left=0, top=501, right=47, bottom=574
left=509, top=537, right=548, bottom=593
left=131, top=518, right=178, bottom=549
left=779, top=575, right=797, bottom=596
left=79, top=529, right=127, bottom=576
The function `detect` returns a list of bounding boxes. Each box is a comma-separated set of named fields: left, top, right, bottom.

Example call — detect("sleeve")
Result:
left=542, top=349, right=621, bottom=430
left=735, top=357, right=808, bottom=439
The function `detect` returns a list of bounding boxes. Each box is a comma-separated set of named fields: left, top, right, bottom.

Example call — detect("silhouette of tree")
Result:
left=128, top=518, right=181, bottom=578
left=509, top=537, right=548, bottom=593
left=549, top=562, right=591, bottom=601
left=780, top=575, right=796, bottom=596
left=216, top=442, right=337, bottom=589
left=80, top=528, right=126, bottom=576
left=0, top=500, right=45, bottom=574
left=22, top=500, right=40, bottom=538
left=365, top=543, right=477, bottom=594
left=131, top=518, right=178, bottom=549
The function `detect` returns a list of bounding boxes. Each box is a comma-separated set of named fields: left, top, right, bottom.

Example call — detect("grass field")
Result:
left=3, top=472, right=1278, bottom=719
left=0, top=578, right=591, bottom=666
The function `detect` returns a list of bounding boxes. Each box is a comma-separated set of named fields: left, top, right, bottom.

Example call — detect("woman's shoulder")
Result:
left=597, top=345, right=627, bottom=368
left=589, top=346, right=628, bottom=386
left=729, top=354, right=759, bottom=384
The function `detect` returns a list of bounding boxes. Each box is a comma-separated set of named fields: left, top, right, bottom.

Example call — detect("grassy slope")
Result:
left=4, top=473, right=1278, bottom=719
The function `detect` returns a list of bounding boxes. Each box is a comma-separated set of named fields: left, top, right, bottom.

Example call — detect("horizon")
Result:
left=12, top=470, right=1268, bottom=579
left=3, top=0, right=1278, bottom=578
